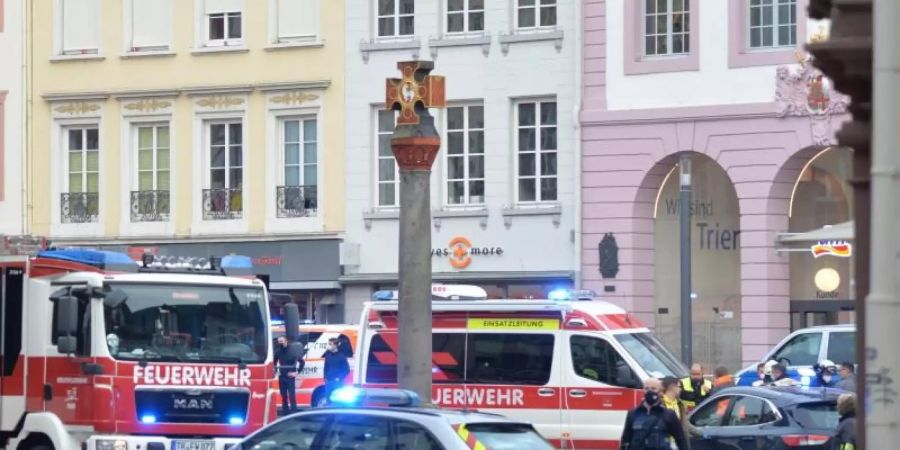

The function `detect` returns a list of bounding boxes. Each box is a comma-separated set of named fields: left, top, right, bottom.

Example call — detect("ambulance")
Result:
left=270, top=323, right=357, bottom=407
left=300, top=285, right=688, bottom=450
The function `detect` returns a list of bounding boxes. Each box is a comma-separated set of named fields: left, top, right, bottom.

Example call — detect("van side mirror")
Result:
left=55, top=295, right=79, bottom=335
left=284, top=303, right=301, bottom=342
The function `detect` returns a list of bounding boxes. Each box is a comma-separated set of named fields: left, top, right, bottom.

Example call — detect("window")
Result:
left=516, top=101, right=557, bottom=203
left=203, top=0, right=244, bottom=46
left=366, top=333, right=466, bottom=384
left=644, top=0, right=690, bottom=56
left=772, top=332, right=822, bottom=366
left=320, top=415, right=391, bottom=449
left=50, top=289, right=91, bottom=356
left=67, top=127, right=100, bottom=194
left=2, top=267, right=24, bottom=377
left=465, top=424, right=554, bottom=450
left=273, top=0, right=318, bottom=43
left=827, top=332, right=855, bottom=365
left=749, top=0, right=796, bottom=48
left=236, top=414, right=329, bottom=450
left=376, top=109, right=398, bottom=207
left=129, top=0, right=172, bottom=52
left=467, top=334, right=554, bottom=385
left=395, top=421, right=445, bottom=450
left=725, top=396, right=774, bottom=426
left=570, top=335, right=640, bottom=388
left=615, top=333, right=686, bottom=378
left=447, top=0, right=484, bottom=34
left=377, top=0, right=414, bottom=38
left=690, top=396, right=733, bottom=427
left=278, top=118, right=318, bottom=217
left=136, top=125, right=170, bottom=194
left=446, top=105, right=485, bottom=205
left=60, top=0, right=100, bottom=55
left=793, top=403, right=839, bottom=430
left=204, top=122, right=243, bottom=220
left=516, top=0, right=556, bottom=30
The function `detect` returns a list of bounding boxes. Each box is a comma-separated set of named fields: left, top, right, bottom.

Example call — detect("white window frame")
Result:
left=446, top=0, right=485, bottom=35
left=55, top=0, right=101, bottom=56
left=515, top=0, right=557, bottom=31
left=643, top=0, right=690, bottom=56
left=120, top=116, right=175, bottom=236
left=124, top=0, right=172, bottom=53
left=205, top=11, right=243, bottom=46
left=514, top=100, right=558, bottom=205
left=444, top=104, right=485, bottom=207
left=269, top=0, right=320, bottom=44
left=64, top=126, right=100, bottom=194
left=748, top=0, right=796, bottom=49
left=375, top=109, right=399, bottom=208
left=375, top=0, right=414, bottom=39
left=279, top=116, right=319, bottom=192
left=51, top=117, right=105, bottom=238
left=207, top=121, right=243, bottom=191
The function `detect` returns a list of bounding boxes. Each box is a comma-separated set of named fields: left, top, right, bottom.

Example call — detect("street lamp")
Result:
left=679, top=153, right=693, bottom=366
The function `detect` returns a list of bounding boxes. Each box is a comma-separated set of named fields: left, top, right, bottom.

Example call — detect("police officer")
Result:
left=323, top=337, right=350, bottom=401
left=680, top=364, right=712, bottom=410
left=620, top=378, right=688, bottom=450
left=274, top=335, right=304, bottom=415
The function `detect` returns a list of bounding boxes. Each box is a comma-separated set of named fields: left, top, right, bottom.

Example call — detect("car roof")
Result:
left=286, top=406, right=530, bottom=425
left=711, top=386, right=843, bottom=405
left=801, top=324, right=855, bottom=331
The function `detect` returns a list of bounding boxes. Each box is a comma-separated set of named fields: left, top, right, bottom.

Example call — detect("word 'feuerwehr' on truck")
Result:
left=0, top=243, right=287, bottom=450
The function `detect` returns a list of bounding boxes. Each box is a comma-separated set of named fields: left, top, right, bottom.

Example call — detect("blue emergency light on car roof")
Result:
left=328, top=387, right=421, bottom=408
left=37, top=249, right=139, bottom=272
left=220, top=255, right=252, bottom=270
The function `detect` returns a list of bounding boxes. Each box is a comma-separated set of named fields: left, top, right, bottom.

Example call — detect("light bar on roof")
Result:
left=372, top=284, right=488, bottom=301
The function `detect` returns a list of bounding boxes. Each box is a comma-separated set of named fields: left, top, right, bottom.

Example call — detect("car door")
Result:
left=713, top=395, right=782, bottom=450
left=687, top=395, right=734, bottom=450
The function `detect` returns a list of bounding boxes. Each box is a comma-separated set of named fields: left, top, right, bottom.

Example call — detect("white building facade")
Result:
left=341, top=0, right=581, bottom=321
left=0, top=0, right=24, bottom=235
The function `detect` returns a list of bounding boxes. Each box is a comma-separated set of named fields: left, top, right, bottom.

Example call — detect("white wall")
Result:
left=605, top=0, right=827, bottom=110
left=0, top=0, right=24, bottom=235
left=343, top=0, right=578, bottom=278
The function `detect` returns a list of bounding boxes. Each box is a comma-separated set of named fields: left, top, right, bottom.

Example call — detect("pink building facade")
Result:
left=581, top=0, right=853, bottom=368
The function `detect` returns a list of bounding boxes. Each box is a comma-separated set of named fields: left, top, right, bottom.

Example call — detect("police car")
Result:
left=233, top=388, right=555, bottom=450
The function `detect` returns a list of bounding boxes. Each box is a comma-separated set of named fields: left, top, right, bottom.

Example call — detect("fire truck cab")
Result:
left=349, top=287, right=688, bottom=450
left=0, top=246, right=278, bottom=450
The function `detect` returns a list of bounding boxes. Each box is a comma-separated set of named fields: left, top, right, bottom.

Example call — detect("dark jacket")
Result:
left=834, top=413, right=855, bottom=450
left=324, top=349, right=350, bottom=382
left=836, top=376, right=857, bottom=392
left=620, top=403, right=688, bottom=450
left=274, top=344, right=303, bottom=377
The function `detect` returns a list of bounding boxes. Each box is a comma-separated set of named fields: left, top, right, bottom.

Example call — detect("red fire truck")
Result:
left=0, top=245, right=288, bottom=450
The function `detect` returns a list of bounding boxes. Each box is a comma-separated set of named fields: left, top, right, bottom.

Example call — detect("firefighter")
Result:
left=680, top=363, right=712, bottom=410
left=620, top=378, right=688, bottom=450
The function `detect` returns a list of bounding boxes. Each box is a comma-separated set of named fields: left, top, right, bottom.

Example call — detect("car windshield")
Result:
left=465, top=423, right=555, bottom=450
left=615, top=332, right=688, bottom=378
left=103, top=282, right=268, bottom=363
left=792, top=402, right=840, bottom=430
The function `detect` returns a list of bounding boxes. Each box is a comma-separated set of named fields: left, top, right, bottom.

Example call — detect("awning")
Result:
left=777, top=221, right=854, bottom=244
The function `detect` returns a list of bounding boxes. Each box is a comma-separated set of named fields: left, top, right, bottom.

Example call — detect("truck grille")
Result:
left=135, top=388, right=249, bottom=424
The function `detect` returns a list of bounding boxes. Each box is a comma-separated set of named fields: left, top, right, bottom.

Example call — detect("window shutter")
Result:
left=131, top=0, right=171, bottom=50
left=62, top=0, right=100, bottom=53
left=276, top=0, right=317, bottom=41
left=205, top=0, right=244, bottom=14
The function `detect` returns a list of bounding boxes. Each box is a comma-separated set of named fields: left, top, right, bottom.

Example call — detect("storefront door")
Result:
left=789, top=300, right=855, bottom=330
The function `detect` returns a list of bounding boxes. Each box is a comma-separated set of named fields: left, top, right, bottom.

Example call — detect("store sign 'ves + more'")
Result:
left=431, top=236, right=503, bottom=269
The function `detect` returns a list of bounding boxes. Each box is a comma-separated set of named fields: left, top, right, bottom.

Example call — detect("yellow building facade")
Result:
left=29, top=0, right=345, bottom=319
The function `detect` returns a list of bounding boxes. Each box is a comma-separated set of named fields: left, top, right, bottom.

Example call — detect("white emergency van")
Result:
left=307, top=287, right=688, bottom=450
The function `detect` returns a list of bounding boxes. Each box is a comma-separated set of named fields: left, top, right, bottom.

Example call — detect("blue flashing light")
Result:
left=221, top=255, right=253, bottom=270
left=140, top=414, right=157, bottom=424
left=38, top=249, right=138, bottom=271
left=328, top=387, right=421, bottom=408
left=548, top=289, right=571, bottom=301
left=228, top=416, right=245, bottom=425
left=372, top=290, right=396, bottom=301
left=330, top=386, right=363, bottom=405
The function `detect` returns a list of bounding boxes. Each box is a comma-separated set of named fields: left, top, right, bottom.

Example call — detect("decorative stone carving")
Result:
left=775, top=60, right=850, bottom=145
left=196, top=96, right=244, bottom=109
left=124, top=99, right=172, bottom=113
left=54, top=102, right=100, bottom=115
left=271, top=92, right=319, bottom=105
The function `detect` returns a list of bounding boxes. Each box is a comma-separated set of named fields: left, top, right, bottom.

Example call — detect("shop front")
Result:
left=97, top=239, right=342, bottom=323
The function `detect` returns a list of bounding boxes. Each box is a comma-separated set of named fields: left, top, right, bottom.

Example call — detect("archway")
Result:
left=652, top=153, right=742, bottom=371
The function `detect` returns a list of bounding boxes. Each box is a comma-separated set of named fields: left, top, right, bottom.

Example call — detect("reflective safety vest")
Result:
left=838, top=444, right=855, bottom=450
left=680, top=377, right=712, bottom=409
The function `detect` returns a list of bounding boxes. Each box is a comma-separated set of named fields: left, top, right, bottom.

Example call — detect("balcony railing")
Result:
left=277, top=185, right=318, bottom=218
left=60, top=192, right=99, bottom=224
left=131, top=190, right=170, bottom=222
left=202, top=188, right=242, bottom=220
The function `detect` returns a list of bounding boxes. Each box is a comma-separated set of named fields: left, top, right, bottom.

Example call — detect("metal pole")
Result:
left=867, top=0, right=900, bottom=444
left=679, top=154, right=693, bottom=366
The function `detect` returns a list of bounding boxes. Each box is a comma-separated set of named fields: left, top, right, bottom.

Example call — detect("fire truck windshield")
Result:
left=102, top=283, right=268, bottom=364
left=615, top=332, right=688, bottom=379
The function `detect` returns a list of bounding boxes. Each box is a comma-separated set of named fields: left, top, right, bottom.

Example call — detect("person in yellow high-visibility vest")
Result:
left=834, top=393, right=856, bottom=450
left=680, top=364, right=713, bottom=410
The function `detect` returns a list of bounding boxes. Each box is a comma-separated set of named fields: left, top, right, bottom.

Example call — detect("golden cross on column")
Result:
left=385, top=61, right=446, bottom=125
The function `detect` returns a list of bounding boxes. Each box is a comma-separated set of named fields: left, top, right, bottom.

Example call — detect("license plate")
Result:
left=174, top=440, right=215, bottom=450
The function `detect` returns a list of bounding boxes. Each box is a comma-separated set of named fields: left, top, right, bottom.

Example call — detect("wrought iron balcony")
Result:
left=60, top=192, right=99, bottom=224
left=202, top=188, right=242, bottom=220
left=277, top=185, right=318, bottom=218
left=130, top=190, right=170, bottom=222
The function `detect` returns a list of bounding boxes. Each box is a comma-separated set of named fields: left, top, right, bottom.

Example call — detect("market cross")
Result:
left=385, top=60, right=446, bottom=125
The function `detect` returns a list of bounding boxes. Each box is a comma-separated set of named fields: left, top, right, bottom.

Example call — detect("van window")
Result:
left=365, top=333, right=553, bottom=385
left=570, top=335, right=639, bottom=388
left=826, top=332, right=855, bottom=365
left=615, top=333, right=686, bottom=378
left=772, top=333, right=822, bottom=366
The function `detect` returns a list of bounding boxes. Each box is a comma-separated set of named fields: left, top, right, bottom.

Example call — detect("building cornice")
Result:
left=182, top=84, right=254, bottom=96
left=50, top=232, right=344, bottom=246
left=112, top=89, right=181, bottom=100
left=256, top=80, right=331, bottom=92
left=42, top=92, right=111, bottom=102
left=42, top=80, right=332, bottom=103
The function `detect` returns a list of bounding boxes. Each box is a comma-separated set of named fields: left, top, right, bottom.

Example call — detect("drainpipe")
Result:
left=867, top=0, right=900, bottom=445
left=573, top=0, right=583, bottom=289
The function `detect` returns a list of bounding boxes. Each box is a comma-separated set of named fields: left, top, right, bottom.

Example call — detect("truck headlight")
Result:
left=96, top=439, right=128, bottom=450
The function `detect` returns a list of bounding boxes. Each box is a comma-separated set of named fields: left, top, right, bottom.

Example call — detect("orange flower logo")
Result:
left=811, top=241, right=852, bottom=258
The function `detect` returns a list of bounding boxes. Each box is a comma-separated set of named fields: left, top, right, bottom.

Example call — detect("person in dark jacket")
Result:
left=273, top=335, right=304, bottom=414
left=620, top=378, right=689, bottom=450
left=323, top=337, right=350, bottom=401
left=836, top=362, right=857, bottom=392
left=834, top=393, right=856, bottom=450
